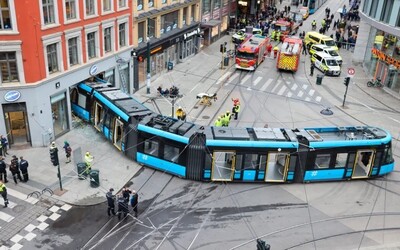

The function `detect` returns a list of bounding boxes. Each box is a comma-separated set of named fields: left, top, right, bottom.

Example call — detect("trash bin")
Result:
left=224, top=56, right=229, bottom=66
left=77, top=162, right=86, bottom=180
left=167, top=61, right=173, bottom=70
left=316, top=74, right=324, bottom=85
left=89, top=169, right=100, bottom=188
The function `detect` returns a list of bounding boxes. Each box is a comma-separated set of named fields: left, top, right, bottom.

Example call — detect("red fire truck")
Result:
left=274, top=19, right=300, bottom=41
left=276, top=37, right=302, bottom=72
left=235, top=35, right=270, bottom=71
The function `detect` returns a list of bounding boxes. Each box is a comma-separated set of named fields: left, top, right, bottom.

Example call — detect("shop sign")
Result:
left=89, top=65, right=98, bottom=76
left=150, top=46, right=162, bottom=54
left=222, top=5, right=229, bottom=16
left=184, top=28, right=200, bottom=40
left=371, top=48, right=400, bottom=69
left=213, top=8, right=220, bottom=19
left=4, top=90, right=21, bottom=102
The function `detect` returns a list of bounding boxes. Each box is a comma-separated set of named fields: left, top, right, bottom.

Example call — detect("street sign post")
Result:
left=347, top=68, right=355, bottom=78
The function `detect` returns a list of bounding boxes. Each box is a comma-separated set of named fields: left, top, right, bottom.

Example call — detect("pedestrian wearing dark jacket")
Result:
left=63, top=141, right=72, bottom=163
left=19, top=156, right=29, bottom=182
left=0, top=157, right=7, bottom=183
left=117, top=194, right=129, bottom=220
left=130, top=190, right=139, bottom=217
left=1, top=135, right=8, bottom=156
left=122, top=186, right=131, bottom=203
left=10, top=155, right=22, bottom=184
left=106, top=188, right=116, bottom=216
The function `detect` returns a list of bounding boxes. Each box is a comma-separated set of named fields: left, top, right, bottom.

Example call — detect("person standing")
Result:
left=19, top=156, right=29, bottom=182
left=84, top=152, right=93, bottom=175
left=117, top=194, right=129, bottom=220
left=63, top=141, right=72, bottom=163
left=310, top=64, right=315, bottom=76
left=214, top=117, right=222, bottom=127
left=106, top=188, right=116, bottom=216
left=0, top=157, right=7, bottom=183
left=302, top=40, right=308, bottom=55
left=232, top=103, right=240, bottom=120
left=0, top=181, right=9, bottom=208
left=1, top=135, right=8, bottom=156
left=273, top=46, right=279, bottom=59
left=122, top=186, right=132, bottom=203
left=130, top=190, right=139, bottom=217
left=10, top=155, right=22, bottom=184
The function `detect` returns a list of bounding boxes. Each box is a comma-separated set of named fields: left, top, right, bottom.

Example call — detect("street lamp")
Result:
left=146, top=38, right=151, bottom=94
left=131, top=49, right=138, bottom=93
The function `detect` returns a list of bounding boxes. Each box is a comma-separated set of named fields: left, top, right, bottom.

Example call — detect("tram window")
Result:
left=70, top=89, right=78, bottom=103
left=314, top=154, right=330, bottom=169
left=334, top=153, right=348, bottom=168
left=347, top=153, right=356, bottom=169
left=144, top=139, right=159, bottom=157
left=104, top=113, right=111, bottom=128
left=288, top=155, right=296, bottom=172
left=235, top=154, right=243, bottom=171
left=260, top=155, right=267, bottom=170
left=204, top=152, right=212, bottom=170
left=373, top=151, right=382, bottom=167
left=77, top=93, right=87, bottom=108
left=383, top=147, right=393, bottom=164
left=164, top=144, right=180, bottom=163
left=267, top=152, right=288, bottom=171
left=244, top=153, right=259, bottom=170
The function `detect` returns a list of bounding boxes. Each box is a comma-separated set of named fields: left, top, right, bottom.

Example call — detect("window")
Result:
left=118, top=0, right=127, bottom=9
left=119, top=23, right=126, bottom=47
left=87, top=32, right=97, bottom=59
left=202, top=0, right=211, bottom=14
left=137, top=0, right=143, bottom=11
left=65, top=0, right=77, bottom=20
left=0, top=52, right=18, bottom=83
left=85, top=0, right=96, bottom=16
left=162, top=0, right=167, bottom=4
left=68, top=37, right=78, bottom=66
left=191, top=5, right=195, bottom=22
left=42, top=0, right=56, bottom=25
left=104, top=27, right=112, bottom=52
left=102, top=0, right=112, bottom=12
left=213, top=0, right=221, bottom=9
left=183, top=7, right=187, bottom=25
left=334, top=153, right=348, bottom=168
left=363, top=0, right=370, bottom=13
left=369, top=0, right=379, bottom=18
left=47, top=44, right=59, bottom=74
left=0, top=0, right=11, bottom=29
left=138, top=22, right=144, bottom=43
left=164, top=144, right=180, bottom=163
left=243, top=153, right=259, bottom=170
left=314, top=154, right=331, bottom=169
left=148, top=18, right=155, bottom=38
left=148, top=0, right=154, bottom=8
left=144, top=139, right=159, bottom=157
left=380, top=0, right=394, bottom=23
left=160, top=11, right=178, bottom=34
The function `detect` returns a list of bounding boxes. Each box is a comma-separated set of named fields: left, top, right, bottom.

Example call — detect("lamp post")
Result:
left=146, top=39, right=151, bottom=94
left=131, top=49, right=138, bottom=93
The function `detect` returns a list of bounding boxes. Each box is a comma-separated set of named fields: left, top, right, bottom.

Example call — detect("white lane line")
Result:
left=277, top=85, right=287, bottom=95
left=305, top=97, right=311, bottom=101
left=7, top=188, right=39, bottom=204
left=260, top=78, right=274, bottom=91
left=270, top=80, right=281, bottom=93
left=0, top=211, right=14, bottom=222
left=241, top=74, right=251, bottom=85
left=309, top=89, right=315, bottom=96
left=291, top=84, right=298, bottom=91
left=225, top=72, right=240, bottom=85
left=215, top=72, right=231, bottom=85
left=302, top=84, right=308, bottom=90
left=316, top=96, right=322, bottom=102
left=253, top=76, right=263, bottom=86
left=297, top=90, right=304, bottom=97
left=287, top=92, right=293, bottom=97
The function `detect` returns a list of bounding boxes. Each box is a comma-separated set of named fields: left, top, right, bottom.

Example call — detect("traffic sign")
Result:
left=347, top=68, right=355, bottom=77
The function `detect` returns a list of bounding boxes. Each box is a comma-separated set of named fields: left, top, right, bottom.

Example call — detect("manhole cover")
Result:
left=202, top=116, right=210, bottom=119
left=12, top=205, right=26, bottom=213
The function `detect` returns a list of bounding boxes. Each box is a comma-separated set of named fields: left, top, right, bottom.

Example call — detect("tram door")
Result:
left=211, top=151, right=235, bottom=181
left=265, top=152, right=289, bottom=182
left=113, top=118, right=124, bottom=151
left=94, top=102, right=103, bottom=131
left=352, top=149, right=375, bottom=179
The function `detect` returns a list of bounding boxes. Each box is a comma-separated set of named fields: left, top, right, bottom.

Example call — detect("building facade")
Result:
left=354, top=0, right=400, bottom=94
left=0, top=0, right=200, bottom=148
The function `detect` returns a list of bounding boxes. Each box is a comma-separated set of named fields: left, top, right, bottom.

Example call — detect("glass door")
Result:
left=352, top=149, right=375, bottom=179
left=113, top=118, right=124, bottom=151
left=212, top=151, right=235, bottom=181
left=156, top=53, right=164, bottom=75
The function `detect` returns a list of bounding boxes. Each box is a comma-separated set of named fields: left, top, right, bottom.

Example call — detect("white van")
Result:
left=311, top=52, right=341, bottom=76
left=309, top=44, right=343, bottom=65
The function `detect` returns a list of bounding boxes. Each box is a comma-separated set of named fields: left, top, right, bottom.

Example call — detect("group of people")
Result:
left=214, top=98, right=240, bottom=127
left=0, top=155, right=29, bottom=184
left=106, top=186, right=139, bottom=220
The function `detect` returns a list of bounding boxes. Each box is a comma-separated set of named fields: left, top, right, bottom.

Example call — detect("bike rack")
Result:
left=27, top=187, right=54, bottom=199
left=27, top=191, right=41, bottom=198
left=42, top=187, right=54, bottom=196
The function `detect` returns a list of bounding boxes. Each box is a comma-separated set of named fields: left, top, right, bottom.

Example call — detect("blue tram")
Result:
left=71, top=82, right=395, bottom=183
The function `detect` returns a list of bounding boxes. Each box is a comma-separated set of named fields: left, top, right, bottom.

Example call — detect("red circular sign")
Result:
left=348, top=68, right=355, bottom=75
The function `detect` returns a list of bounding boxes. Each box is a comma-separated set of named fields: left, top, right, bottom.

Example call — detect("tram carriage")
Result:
left=71, top=82, right=395, bottom=183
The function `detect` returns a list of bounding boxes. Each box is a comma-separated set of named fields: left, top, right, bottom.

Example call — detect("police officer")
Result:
left=0, top=181, right=9, bottom=208
left=84, top=152, right=93, bottom=175
left=106, top=188, right=116, bottom=216
left=122, top=186, right=131, bottom=203
left=19, top=156, right=29, bottom=182
left=0, top=157, right=7, bottom=183
left=310, top=63, right=315, bottom=76
left=130, top=190, right=139, bottom=217
left=10, top=155, right=22, bottom=184
left=117, top=194, right=129, bottom=220
left=232, top=104, right=240, bottom=120
left=311, top=20, right=316, bottom=30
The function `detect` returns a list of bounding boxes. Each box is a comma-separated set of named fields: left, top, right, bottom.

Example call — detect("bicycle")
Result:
left=367, top=78, right=383, bottom=88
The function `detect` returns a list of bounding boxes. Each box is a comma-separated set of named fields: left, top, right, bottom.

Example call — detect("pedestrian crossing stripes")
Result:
left=215, top=72, right=323, bottom=103
left=7, top=188, right=39, bottom=204
left=0, top=211, right=14, bottom=222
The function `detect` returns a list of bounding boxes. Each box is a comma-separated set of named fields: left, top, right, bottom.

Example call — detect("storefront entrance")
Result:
left=2, top=103, right=31, bottom=146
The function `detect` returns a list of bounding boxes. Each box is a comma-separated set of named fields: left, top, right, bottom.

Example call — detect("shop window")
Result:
left=363, top=0, right=370, bottom=13
left=138, top=22, right=145, bottom=43
left=314, top=154, right=331, bottom=169
left=0, top=0, right=11, bottom=29
left=334, top=153, right=348, bottom=168
left=396, top=11, right=400, bottom=27
left=164, top=144, right=180, bottom=163
left=144, top=139, right=159, bottom=157
left=104, top=68, right=115, bottom=85
left=0, top=52, right=19, bottom=83
left=51, top=93, right=69, bottom=137
left=213, top=0, right=221, bottom=9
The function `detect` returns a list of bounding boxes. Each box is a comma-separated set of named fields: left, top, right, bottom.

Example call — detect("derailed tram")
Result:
left=71, top=82, right=395, bottom=183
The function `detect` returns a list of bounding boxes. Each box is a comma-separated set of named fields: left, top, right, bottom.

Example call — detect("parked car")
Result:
left=311, top=52, right=341, bottom=76
left=232, top=28, right=262, bottom=44
left=309, top=44, right=343, bottom=65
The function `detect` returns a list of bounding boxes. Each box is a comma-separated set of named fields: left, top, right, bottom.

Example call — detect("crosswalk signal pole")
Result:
left=50, top=144, right=63, bottom=191
left=342, top=76, right=350, bottom=107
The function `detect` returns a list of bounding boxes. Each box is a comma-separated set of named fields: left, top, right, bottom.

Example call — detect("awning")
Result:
left=201, top=20, right=221, bottom=28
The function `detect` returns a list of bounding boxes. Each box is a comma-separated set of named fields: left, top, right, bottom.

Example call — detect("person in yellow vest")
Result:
left=271, top=30, right=276, bottom=41
left=220, top=114, right=227, bottom=127
left=176, top=107, right=186, bottom=121
left=0, top=181, right=9, bottom=208
left=276, top=31, right=281, bottom=42
left=84, top=151, right=94, bottom=175
left=224, top=111, right=232, bottom=126
left=214, top=117, right=222, bottom=127
left=273, top=46, right=279, bottom=59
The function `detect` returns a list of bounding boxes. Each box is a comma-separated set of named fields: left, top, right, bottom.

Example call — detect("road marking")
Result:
left=302, top=84, right=308, bottom=90
left=287, top=92, right=293, bottom=97
left=305, top=97, right=311, bottom=101
left=0, top=211, right=14, bottom=222
left=270, top=80, right=281, bottom=93
left=291, top=84, right=298, bottom=91
left=241, top=74, right=251, bottom=85
left=216, top=72, right=231, bottom=85
left=247, top=87, right=252, bottom=91
left=316, top=96, right=322, bottom=102
left=253, top=76, right=263, bottom=86
left=286, top=81, right=291, bottom=84
left=225, top=72, right=240, bottom=85
left=260, top=78, right=273, bottom=91
left=277, top=86, right=287, bottom=95
left=309, top=89, right=315, bottom=96
left=297, top=91, right=304, bottom=97
left=7, top=188, right=39, bottom=204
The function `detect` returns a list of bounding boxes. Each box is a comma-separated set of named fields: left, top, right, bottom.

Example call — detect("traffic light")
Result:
left=50, top=147, right=59, bottom=166
left=344, top=76, right=350, bottom=86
